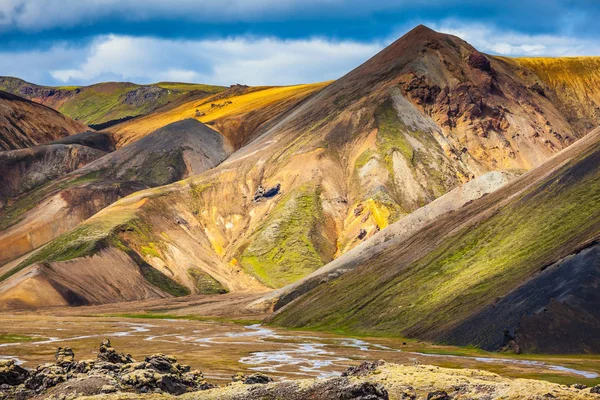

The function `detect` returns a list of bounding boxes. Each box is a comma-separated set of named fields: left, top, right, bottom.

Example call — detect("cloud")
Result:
left=431, top=21, right=600, bottom=56
left=2, top=20, right=600, bottom=88
left=40, top=34, right=382, bottom=86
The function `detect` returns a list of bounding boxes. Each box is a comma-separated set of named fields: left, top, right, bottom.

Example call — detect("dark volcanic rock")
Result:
left=253, top=183, right=281, bottom=202
left=2, top=340, right=215, bottom=398
left=343, top=361, right=386, bottom=377
left=243, top=373, right=273, bottom=384
left=98, top=339, right=135, bottom=364
left=55, top=347, right=75, bottom=367
left=0, top=360, right=29, bottom=386
left=442, top=243, right=600, bottom=353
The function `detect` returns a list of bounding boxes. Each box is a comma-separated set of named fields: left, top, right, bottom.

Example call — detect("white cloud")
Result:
left=430, top=21, right=600, bottom=56
left=14, top=34, right=383, bottom=86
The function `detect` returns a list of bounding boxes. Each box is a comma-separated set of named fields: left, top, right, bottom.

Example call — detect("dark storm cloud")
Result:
left=0, top=0, right=598, bottom=86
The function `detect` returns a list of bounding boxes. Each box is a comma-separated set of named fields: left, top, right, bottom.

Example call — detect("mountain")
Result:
left=0, top=132, right=113, bottom=208
left=3, top=25, right=600, bottom=313
left=0, top=119, right=231, bottom=268
left=105, top=82, right=328, bottom=149
left=0, top=90, right=88, bottom=150
left=0, top=77, right=225, bottom=128
left=269, top=126, right=600, bottom=354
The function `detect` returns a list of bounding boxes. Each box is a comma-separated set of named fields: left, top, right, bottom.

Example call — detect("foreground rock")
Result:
left=2, top=350, right=599, bottom=400
left=0, top=340, right=214, bottom=399
left=71, top=361, right=599, bottom=400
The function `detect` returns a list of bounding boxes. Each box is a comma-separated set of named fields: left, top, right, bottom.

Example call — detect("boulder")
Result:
left=97, top=339, right=135, bottom=364
left=25, top=363, right=67, bottom=392
left=0, top=360, right=29, bottom=386
left=344, top=382, right=388, bottom=400
left=343, top=361, right=386, bottom=377
left=55, top=347, right=75, bottom=367
left=243, top=372, right=273, bottom=384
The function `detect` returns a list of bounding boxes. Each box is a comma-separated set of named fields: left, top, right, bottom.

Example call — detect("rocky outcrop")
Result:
left=0, top=340, right=215, bottom=399
left=0, top=142, right=107, bottom=203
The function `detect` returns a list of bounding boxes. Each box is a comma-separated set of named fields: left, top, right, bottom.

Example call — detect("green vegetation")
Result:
left=0, top=77, right=226, bottom=125
left=188, top=268, right=228, bottom=294
left=138, top=260, right=190, bottom=297
left=0, top=334, right=40, bottom=343
left=0, top=209, right=190, bottom=300
left=372, top=98, right=459, bottom=211
left=97, top=313, right=261, bottom=325
left=272, top=142, right=600, bottom=342
left=153, top=82, right=225, bottom=93
left=375, top=99, right=414, bottom=163
left=1, top=226, right=109, bottom=282
left=239, top=184, right=334, bottom=288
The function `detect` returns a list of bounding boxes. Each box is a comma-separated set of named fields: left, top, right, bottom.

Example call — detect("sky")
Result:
left=0, top=0, right=599, bottom=87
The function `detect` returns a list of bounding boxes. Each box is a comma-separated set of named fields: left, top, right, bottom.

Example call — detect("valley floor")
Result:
left=0, top=311, right=598, bottom=389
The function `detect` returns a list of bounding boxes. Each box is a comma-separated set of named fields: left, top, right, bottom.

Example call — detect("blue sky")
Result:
left=1, top=0, right=599, bottom=86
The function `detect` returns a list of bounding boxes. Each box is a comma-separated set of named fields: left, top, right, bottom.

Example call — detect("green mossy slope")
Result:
left=271, top=135, right=600, bottom=342
left=239, top=184, right=335, bottom=288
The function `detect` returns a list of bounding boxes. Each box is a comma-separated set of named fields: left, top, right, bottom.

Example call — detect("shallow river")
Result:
left=0, top=316, right=597, bottom=384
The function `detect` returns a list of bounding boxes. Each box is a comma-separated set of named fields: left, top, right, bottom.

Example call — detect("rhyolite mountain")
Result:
left=0, top=25, right=599, bottom=353
left=0, top=90, right=89, bottom=150
left=269, top=126, right=600, bottom=354
left=0, top=77, right=225, bottom=128
left=0, top=119, right=231, bottom=267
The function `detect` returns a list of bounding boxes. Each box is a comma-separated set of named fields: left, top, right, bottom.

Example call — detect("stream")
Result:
left=0, top=319, right=597, bottom=382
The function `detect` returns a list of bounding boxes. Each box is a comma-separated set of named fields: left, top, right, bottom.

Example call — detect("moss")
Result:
left=140, top=243, right=162, bottom=259
left=354, top=149, right=375, bottom=171
left=272, top=143, right=600, bottom=341
left=374, top=98, right=414, bottom=166
left=1, top=226, right=110, bottom=282
left=187, top=267, right=228, bottom=294
left=0, top=334, right=41, bottom=343
left=239, top=184, right=334, bottom=288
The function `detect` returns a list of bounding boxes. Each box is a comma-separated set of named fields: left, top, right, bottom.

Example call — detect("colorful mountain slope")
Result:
left=0, top=77, right=225, bottom=127
left=0, top=90, right=88, bottom=150
left=270, top=126, right=600, bottom=354
left=106, top=82, right=328, bottom=149
left=0, top=120, right=232, bottom=266
left=512, top=57, right=600, bottom=134
left=0, top=132, right=113, bottom=207
left=3, top=26, right=600, bottom=312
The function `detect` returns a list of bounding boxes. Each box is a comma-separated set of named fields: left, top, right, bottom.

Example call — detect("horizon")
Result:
left=1, top=1, right=599, bottom=87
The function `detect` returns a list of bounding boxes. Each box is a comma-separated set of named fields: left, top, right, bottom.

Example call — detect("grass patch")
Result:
left=239, top=184, right=334, bottom=288
left=0, top=334, right=40, bottom=343
left=97, top=313, right=262, bottom=325
left=188, top=268, right=228, bottom=294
